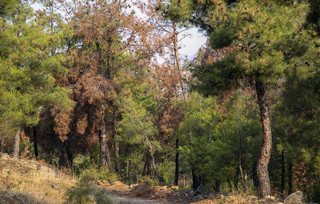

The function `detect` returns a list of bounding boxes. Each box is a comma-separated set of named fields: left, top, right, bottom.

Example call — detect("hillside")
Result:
left=0, top=153, right=76, bottom=203
left=0, top=154, right=312, bottom=204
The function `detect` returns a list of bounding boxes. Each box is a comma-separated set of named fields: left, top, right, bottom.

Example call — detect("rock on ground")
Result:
left=284, top=191, right=305, bottom=204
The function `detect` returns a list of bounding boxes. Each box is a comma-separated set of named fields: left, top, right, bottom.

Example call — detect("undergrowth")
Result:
left=65, top=167, right=117, bottom=204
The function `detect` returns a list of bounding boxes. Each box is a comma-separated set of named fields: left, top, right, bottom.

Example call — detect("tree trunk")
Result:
left=100, top=118, right=107, bottom=168
left=215, top=178, right=221, bottom=193
left=106, top=38, right=112, bottom=80
left=255, top=80, right=272, bottom=198
left=0, top=133, right=3, bottom=153
left=106, top=137, right=113, bottom=170
left=33, top=128, right=38, bottom=158
left=281, top=150, right=285, bottom=194
left=174, top=137, right=179, bottom=186
left=253, top=162, right=259, bottom=187
left=237, top=87, right=246, bottom=192
left=172, top=23, right=187, bottom=100
left=288, top=161, right=293, bottom=194
left=192, top=168, right=201, bottom=190
left=13, top=128, right=21, bottom=158
left=59, top=141, right=69, bottom=168
left=142, top=152, right=149, bottom=176
left=113, top=110, right=121, bottom=173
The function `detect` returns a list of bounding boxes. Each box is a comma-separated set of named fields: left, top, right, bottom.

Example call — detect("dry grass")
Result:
left=0, top=154, right=76, bottom=204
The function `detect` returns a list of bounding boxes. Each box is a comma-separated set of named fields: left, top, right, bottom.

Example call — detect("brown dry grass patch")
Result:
left=0, top=154, right=76, bottom=204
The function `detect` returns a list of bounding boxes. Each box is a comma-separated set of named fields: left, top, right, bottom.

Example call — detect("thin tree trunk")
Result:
left=106, top=38, right=112, bottom=80
left=126, top=160, right=129, bottom=178
left=150, top=151, right=157, bottom=177
left=288, top=161, right=293, bottom=194
left=253, top=162, right=259, bottom=187
left=173, top=24, right=183, bottom=185
left=13, top=128, right=21, bottom=158
left=237, top=87, right=246, bottom=192
left=113, top=110, right=120, bottom=173
left=255, top=80, right=272, bottom=198
left=100, top=117, right=107, bottom=168
left=172, top=23, right=187, bottom=101
left=192, top=167, right=201, bottom=190
left=234, top=167, right=239, bottom=190
left=59, top=141, right=69, bottom=168
left=67, top=145, right=73, bottom=167
left=281, top=150, right=285, bottom=194
left=215, top=178, right=221, bottom=193
left=106, top=137, right=112, bottom=170
left=142, top=152, right=149, bottom=176
left=33, top=128, right=38, bottom=158
left=0, top=133, right=3, bottom=153
left=174, top=137, right=179, bottom=186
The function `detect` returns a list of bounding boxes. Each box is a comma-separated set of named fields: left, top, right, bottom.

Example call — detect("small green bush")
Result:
left=80, top=167, right=119, bottom=185
left=138, top=176, right=159, bottom=186
left=65, top=167, right=115, bottom=203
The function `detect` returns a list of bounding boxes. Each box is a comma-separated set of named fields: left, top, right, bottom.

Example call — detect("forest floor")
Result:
left=98, top=181, right=282, bottom=204
left=0, top=154, right=302, bottom=204
left=0, top=153, right=76, bottom=203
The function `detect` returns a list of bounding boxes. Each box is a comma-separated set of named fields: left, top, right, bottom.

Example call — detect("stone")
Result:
left=194, top=184, right=206, bottom=195
left=249, top=195, right=258, bottom=200
left=51, top=182, right=59, bottom=190
left=284, top=191, right=305, bottom=204
left=264, top=195, right=276, bottom=200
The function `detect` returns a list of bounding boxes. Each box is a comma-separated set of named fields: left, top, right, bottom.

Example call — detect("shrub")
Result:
left=138, top=176, right=159, bottom=186
left=65, top=167, right=115, bottom=204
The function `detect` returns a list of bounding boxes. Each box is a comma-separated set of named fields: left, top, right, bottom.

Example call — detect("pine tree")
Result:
left=0, top=0, right=72, bottom=158
left=180, top=0, right=310, bottom=197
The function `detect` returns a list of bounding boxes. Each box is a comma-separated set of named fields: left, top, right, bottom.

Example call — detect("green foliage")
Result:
left=137, top=176, right=159, bottom=187
left=178, top=92, right=220, bottom=182
left=0, top=0, right=73, bottom=134
left=158, top=160, right=175, bottom=185
left=117, top=92, right=158, bottom=149
left=65, top=167, right=115, bottom=204
left=65, top=182, right=112, bottom=204
left=191, top=0, right=311, bottom=93
left=80, top=168, right=119, bottom=185
left=157, top=0, right=193, bottom=25
left=72, top=155, right=96, bottom=176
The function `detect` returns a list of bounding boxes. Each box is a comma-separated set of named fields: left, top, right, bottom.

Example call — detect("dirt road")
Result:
left=105, top=190, right=180, bottom=204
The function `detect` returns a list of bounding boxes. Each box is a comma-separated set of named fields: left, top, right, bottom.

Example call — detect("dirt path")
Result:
left=105, top=190, right=178, bottom=204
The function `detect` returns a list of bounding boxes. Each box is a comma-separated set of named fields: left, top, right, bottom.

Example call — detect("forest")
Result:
left=0, top=0, right=320, bottom=203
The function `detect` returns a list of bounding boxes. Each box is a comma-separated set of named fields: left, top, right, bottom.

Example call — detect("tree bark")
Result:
left=288, top=161, right=293, bottom=194
left=253, top=162, right=259, bottom=187
left=237, top=87, right=246, bottom=192
left=106, top=38, right=112, bottom=80
left=33, top=128, right=38, bottom=158
left=13, top=128, right=21, bottom=158
left=106, top=137, right=113, bottom=170
left=255, top=80, right=272, bottom=198
left=172, top=23, right=187, bottom=101
left=0, top=133, right=3, bottom=153
left=59, top=141, right=71, bottom=168
left=142, top=152, right=149, bottom=176
left=100, top=117, right=107, bottom=168
left=113, top=110, right=121, bottom=173
left=215, top=178, right=221, bottom=193
left=281, top=150, right=285, bottom=194
left=192, top=167, right=201, bottom=190
left=174, top=137, right=179, bottom=186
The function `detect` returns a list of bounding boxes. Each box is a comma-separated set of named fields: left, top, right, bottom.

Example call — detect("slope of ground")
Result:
left=0, top=153, right=76, bottom=203
left=0, top=154, right=310, bottom=204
